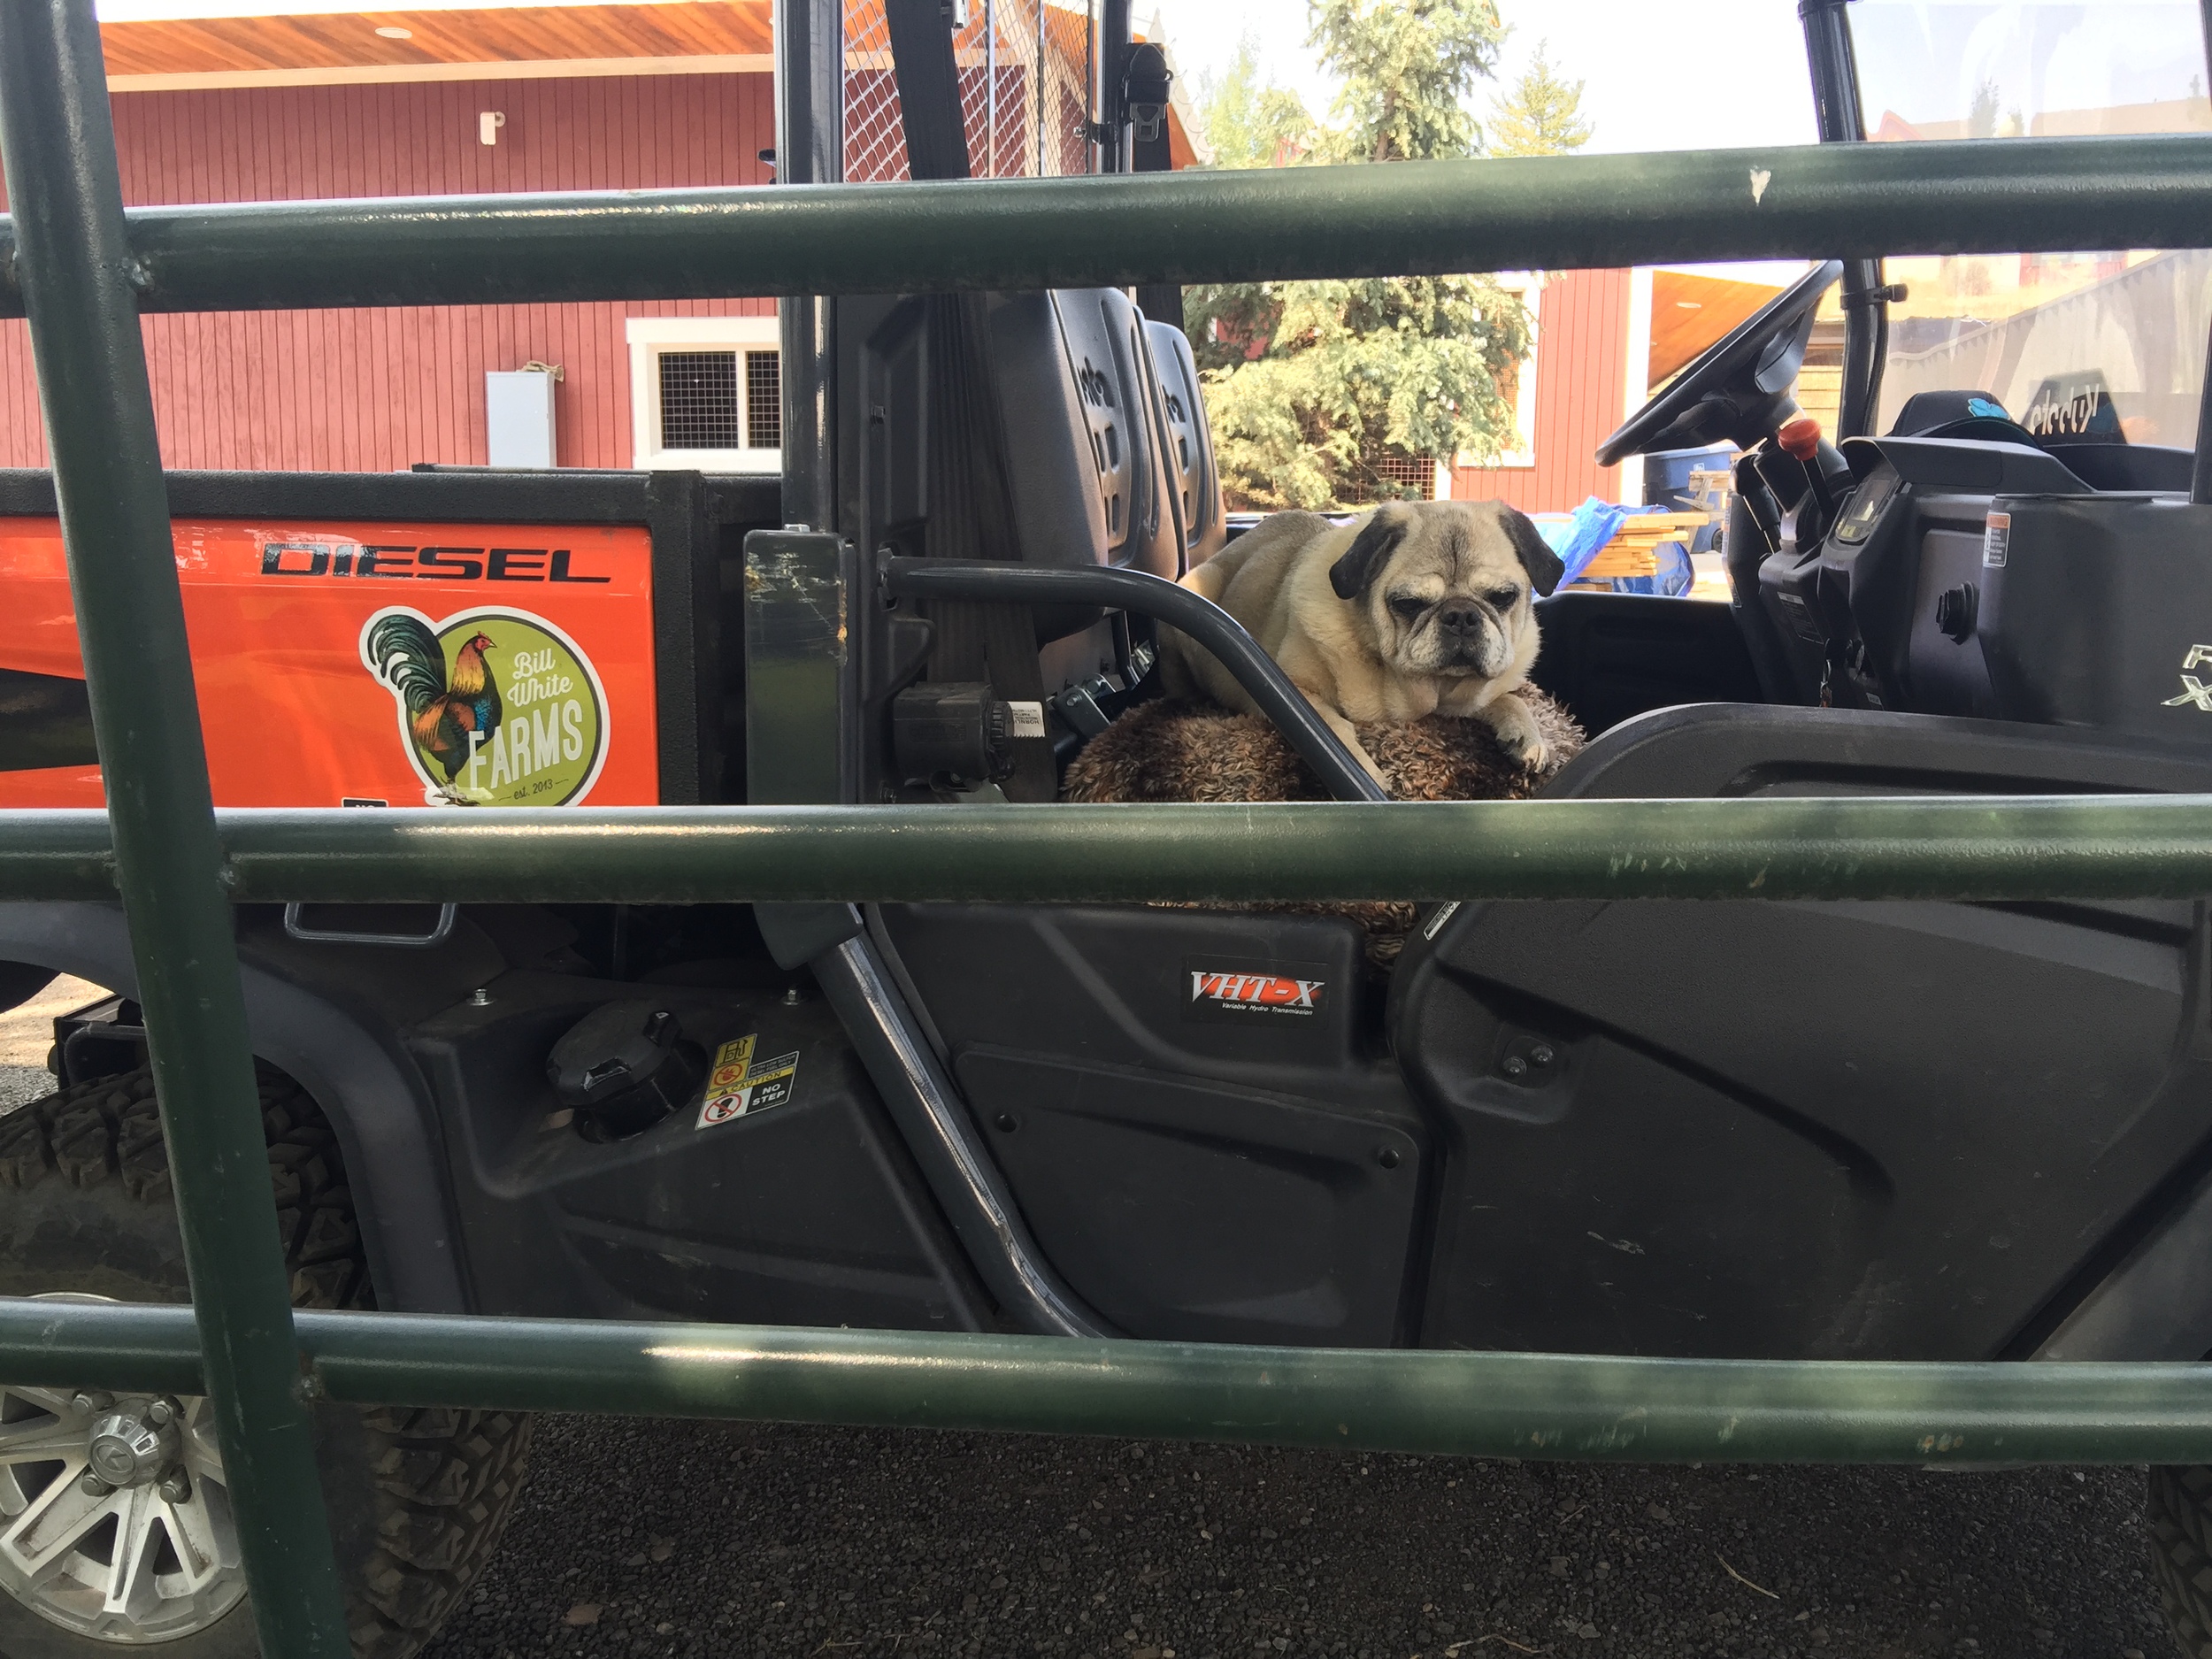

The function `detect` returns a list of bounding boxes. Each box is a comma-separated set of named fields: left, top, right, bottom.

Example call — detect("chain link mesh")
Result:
left=842, top=0, right=1094, bottom=183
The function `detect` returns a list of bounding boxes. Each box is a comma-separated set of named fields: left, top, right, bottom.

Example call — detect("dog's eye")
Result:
left=1485, top=588, right=1522, bottom=610
left=1387, top=595, right=1428, bottom=623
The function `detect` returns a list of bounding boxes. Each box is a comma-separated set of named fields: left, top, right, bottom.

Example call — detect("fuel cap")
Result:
left=547, top=1001, right=703, bottom=1140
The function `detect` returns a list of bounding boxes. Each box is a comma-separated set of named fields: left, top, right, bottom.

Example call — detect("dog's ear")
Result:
left=1498, top=505, right=1566, bottom=596
left=1330, top=505, right=1409, bottom=601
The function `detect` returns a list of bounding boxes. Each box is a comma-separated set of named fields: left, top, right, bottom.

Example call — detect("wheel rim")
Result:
left=0, top=1308, right=243, bottom=1643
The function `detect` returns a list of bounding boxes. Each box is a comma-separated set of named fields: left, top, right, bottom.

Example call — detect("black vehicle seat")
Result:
left=852, top=286, right=1225, bottom=800
left=856, top=288, right=1221, bottom=612
left=982, top=288, right=1225, bottom=591
left=981, top=291, right=1225, bottom=743
left=1886, top=388, right=2035, bottom=443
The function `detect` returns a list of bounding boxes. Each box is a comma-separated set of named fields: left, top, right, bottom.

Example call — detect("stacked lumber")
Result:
left=1570, top=510, right=1709, bottom=587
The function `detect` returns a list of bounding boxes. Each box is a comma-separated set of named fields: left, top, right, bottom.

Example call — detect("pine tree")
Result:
left=1185, top=0, right=1531, bottom=511
left=1310, top=0, right=1507, bottom=163
left=1196, top=32, right=1316, bottom=171
left=1967, top=78, right=2001, bottom=139
left=1486, top=41, right=1593, bottom=158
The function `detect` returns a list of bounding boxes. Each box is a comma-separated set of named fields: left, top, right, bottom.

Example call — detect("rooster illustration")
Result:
left=364, top=613, right=503, bottom=803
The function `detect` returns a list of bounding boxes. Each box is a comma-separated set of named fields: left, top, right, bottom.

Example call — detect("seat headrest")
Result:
left=1887, top=389, right=2053, bottom=449
left=1888, top=390, right=2012, bottom=434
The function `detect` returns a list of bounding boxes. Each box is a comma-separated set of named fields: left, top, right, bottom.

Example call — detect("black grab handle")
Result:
left=879, top=557, right=1389, bottom=804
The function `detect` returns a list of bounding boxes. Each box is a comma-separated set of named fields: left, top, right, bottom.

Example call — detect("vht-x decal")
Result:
left=2166, top=644, right=2212, bottom=711
left=1183, top=958, right=1330, bottom=1024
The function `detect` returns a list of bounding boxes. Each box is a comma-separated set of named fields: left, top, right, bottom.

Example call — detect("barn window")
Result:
left=746, top=351, right=782, bottom=449
left=652, top=349, right=780, bottom=452
left=1347, top=453, right=1440, bottom=504
left=625, top=317, right=781, bottom=472
left=657, top=352, right=743, bottom=449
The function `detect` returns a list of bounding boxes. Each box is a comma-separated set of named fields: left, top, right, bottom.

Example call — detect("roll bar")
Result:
left=880, top=557, right=1392, bottom=804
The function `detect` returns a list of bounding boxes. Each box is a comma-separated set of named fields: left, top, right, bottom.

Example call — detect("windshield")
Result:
left=1843, top=0, right=2212, bottom=447
left=1869, top=248, right=2212, bottom=446
left=1850, top=0, right=2207, bottom=141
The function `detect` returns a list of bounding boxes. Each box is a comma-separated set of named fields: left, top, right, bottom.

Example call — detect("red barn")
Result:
left=0, top=0, right=1174, bottom=474
left=0, top=4, right=1793, bottom=514
left=1448, top=266, right=1824, bottom=514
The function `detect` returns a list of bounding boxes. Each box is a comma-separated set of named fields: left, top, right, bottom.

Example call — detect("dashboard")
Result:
left=1751, top=436, right=2208, bottom=741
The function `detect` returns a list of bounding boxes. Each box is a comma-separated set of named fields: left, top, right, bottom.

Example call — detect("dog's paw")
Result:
left=1486, top=702, right=1549, bottom=772
left=1506, top=730, right=1549, bottom=772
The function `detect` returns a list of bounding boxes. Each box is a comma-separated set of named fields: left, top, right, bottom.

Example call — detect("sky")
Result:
left=91, top=0, right=1831, bottom=284
left=1847, top=0, right=2203, bottom=129
left=1144, top=0, right=1820, bottom=285
left=1144, top=0, right=1821, bottom=157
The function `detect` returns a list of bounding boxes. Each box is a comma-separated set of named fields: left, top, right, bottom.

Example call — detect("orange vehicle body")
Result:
left=0, top=516, right=659, bottom=809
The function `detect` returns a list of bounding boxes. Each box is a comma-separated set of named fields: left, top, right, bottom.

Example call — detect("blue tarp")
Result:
left=1534, top=496, right=1694, bottom=598
left=1547, top=496, right=1633, bottom=586
left=1615, top=539, right=1694, bottom=597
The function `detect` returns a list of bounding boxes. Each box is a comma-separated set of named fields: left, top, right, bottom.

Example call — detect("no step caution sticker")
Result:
left=695, top=1034, right=801, bottom=1128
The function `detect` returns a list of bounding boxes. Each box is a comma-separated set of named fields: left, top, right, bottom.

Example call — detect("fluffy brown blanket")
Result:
left=1062, top=688, right=1586, bottom=962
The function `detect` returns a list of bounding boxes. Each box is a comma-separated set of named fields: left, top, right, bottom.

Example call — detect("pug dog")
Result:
left=1163, top=499, right=1566, bottom=787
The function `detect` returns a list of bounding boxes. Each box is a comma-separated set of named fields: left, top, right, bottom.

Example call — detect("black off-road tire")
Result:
left=2149, top=1464, right=2212, bottom=1655
left=0, top=1064, right=531, bottom=1658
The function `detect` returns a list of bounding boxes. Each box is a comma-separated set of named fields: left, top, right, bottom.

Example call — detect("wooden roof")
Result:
left=1648, top=269, right=1786, bottom=387
left=102, top=2, right=773, bottom=87
left=98, top=1, right=1206, bottom=168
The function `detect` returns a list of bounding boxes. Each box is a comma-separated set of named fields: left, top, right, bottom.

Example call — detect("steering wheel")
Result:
left=1595, top=259, right=1843, bottom=465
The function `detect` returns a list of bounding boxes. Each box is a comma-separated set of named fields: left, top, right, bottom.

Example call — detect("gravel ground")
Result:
left=421, top=1417, right=2172, bottom=1659
left=0, top=1065, right=50, bottom=1114
left=0, top=974, right=104, bottom=1105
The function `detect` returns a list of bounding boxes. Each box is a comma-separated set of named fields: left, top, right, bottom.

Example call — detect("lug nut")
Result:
left=80, top=1471, right=111, bottom=1497
left=1501, top=1055, right=1528, bottom=1079
left=158, top=1470, right=191, bottom=1504
left=70, top=1391, right=111, bottom=1416
left=145, top=1397, right=179, bottom=1428
left=1529, top=1044, right=1556, bottom=1068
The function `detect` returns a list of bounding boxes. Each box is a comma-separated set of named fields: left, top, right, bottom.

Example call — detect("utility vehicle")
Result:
left=4, top=0, right=2212, bottom=1653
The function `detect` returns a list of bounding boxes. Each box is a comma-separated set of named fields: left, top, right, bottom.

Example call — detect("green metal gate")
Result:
left=7, top=1, right=2212, bottom=1651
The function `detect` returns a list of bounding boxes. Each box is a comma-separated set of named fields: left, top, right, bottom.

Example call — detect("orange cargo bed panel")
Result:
left=0, top=516, right=659, bottom=810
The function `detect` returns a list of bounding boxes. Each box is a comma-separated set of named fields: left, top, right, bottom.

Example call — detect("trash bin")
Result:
left=1641, top=443, right=1733, bottom=555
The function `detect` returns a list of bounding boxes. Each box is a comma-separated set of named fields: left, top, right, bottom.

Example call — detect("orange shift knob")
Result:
left=1777, top=416, right=1822, bottom=461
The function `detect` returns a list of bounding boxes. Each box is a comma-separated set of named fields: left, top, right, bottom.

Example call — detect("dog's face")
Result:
left=1327, top=500, right=1566, bottom=680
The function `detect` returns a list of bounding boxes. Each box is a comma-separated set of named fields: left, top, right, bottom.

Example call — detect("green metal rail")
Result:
left=12, top=1301, right=2212, bottom=1468
left=10, top=799, right=2212, bottom=903
left=0, top=3, right=351, bottom=1650
left=2, top=135, right=2211, bottom=313
left=3, top=0, right=2211, bottom=1652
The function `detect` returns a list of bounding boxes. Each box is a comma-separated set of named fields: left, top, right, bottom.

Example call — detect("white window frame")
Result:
left=1456, top=273, right=1542, bottom=472
left=1622, top=266, right=1655, bottom=427
left=626, top=316, right=781, bottom=473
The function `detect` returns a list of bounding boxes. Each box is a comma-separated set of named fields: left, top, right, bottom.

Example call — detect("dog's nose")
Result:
left=1438, top=605, right=1482, bottom=634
